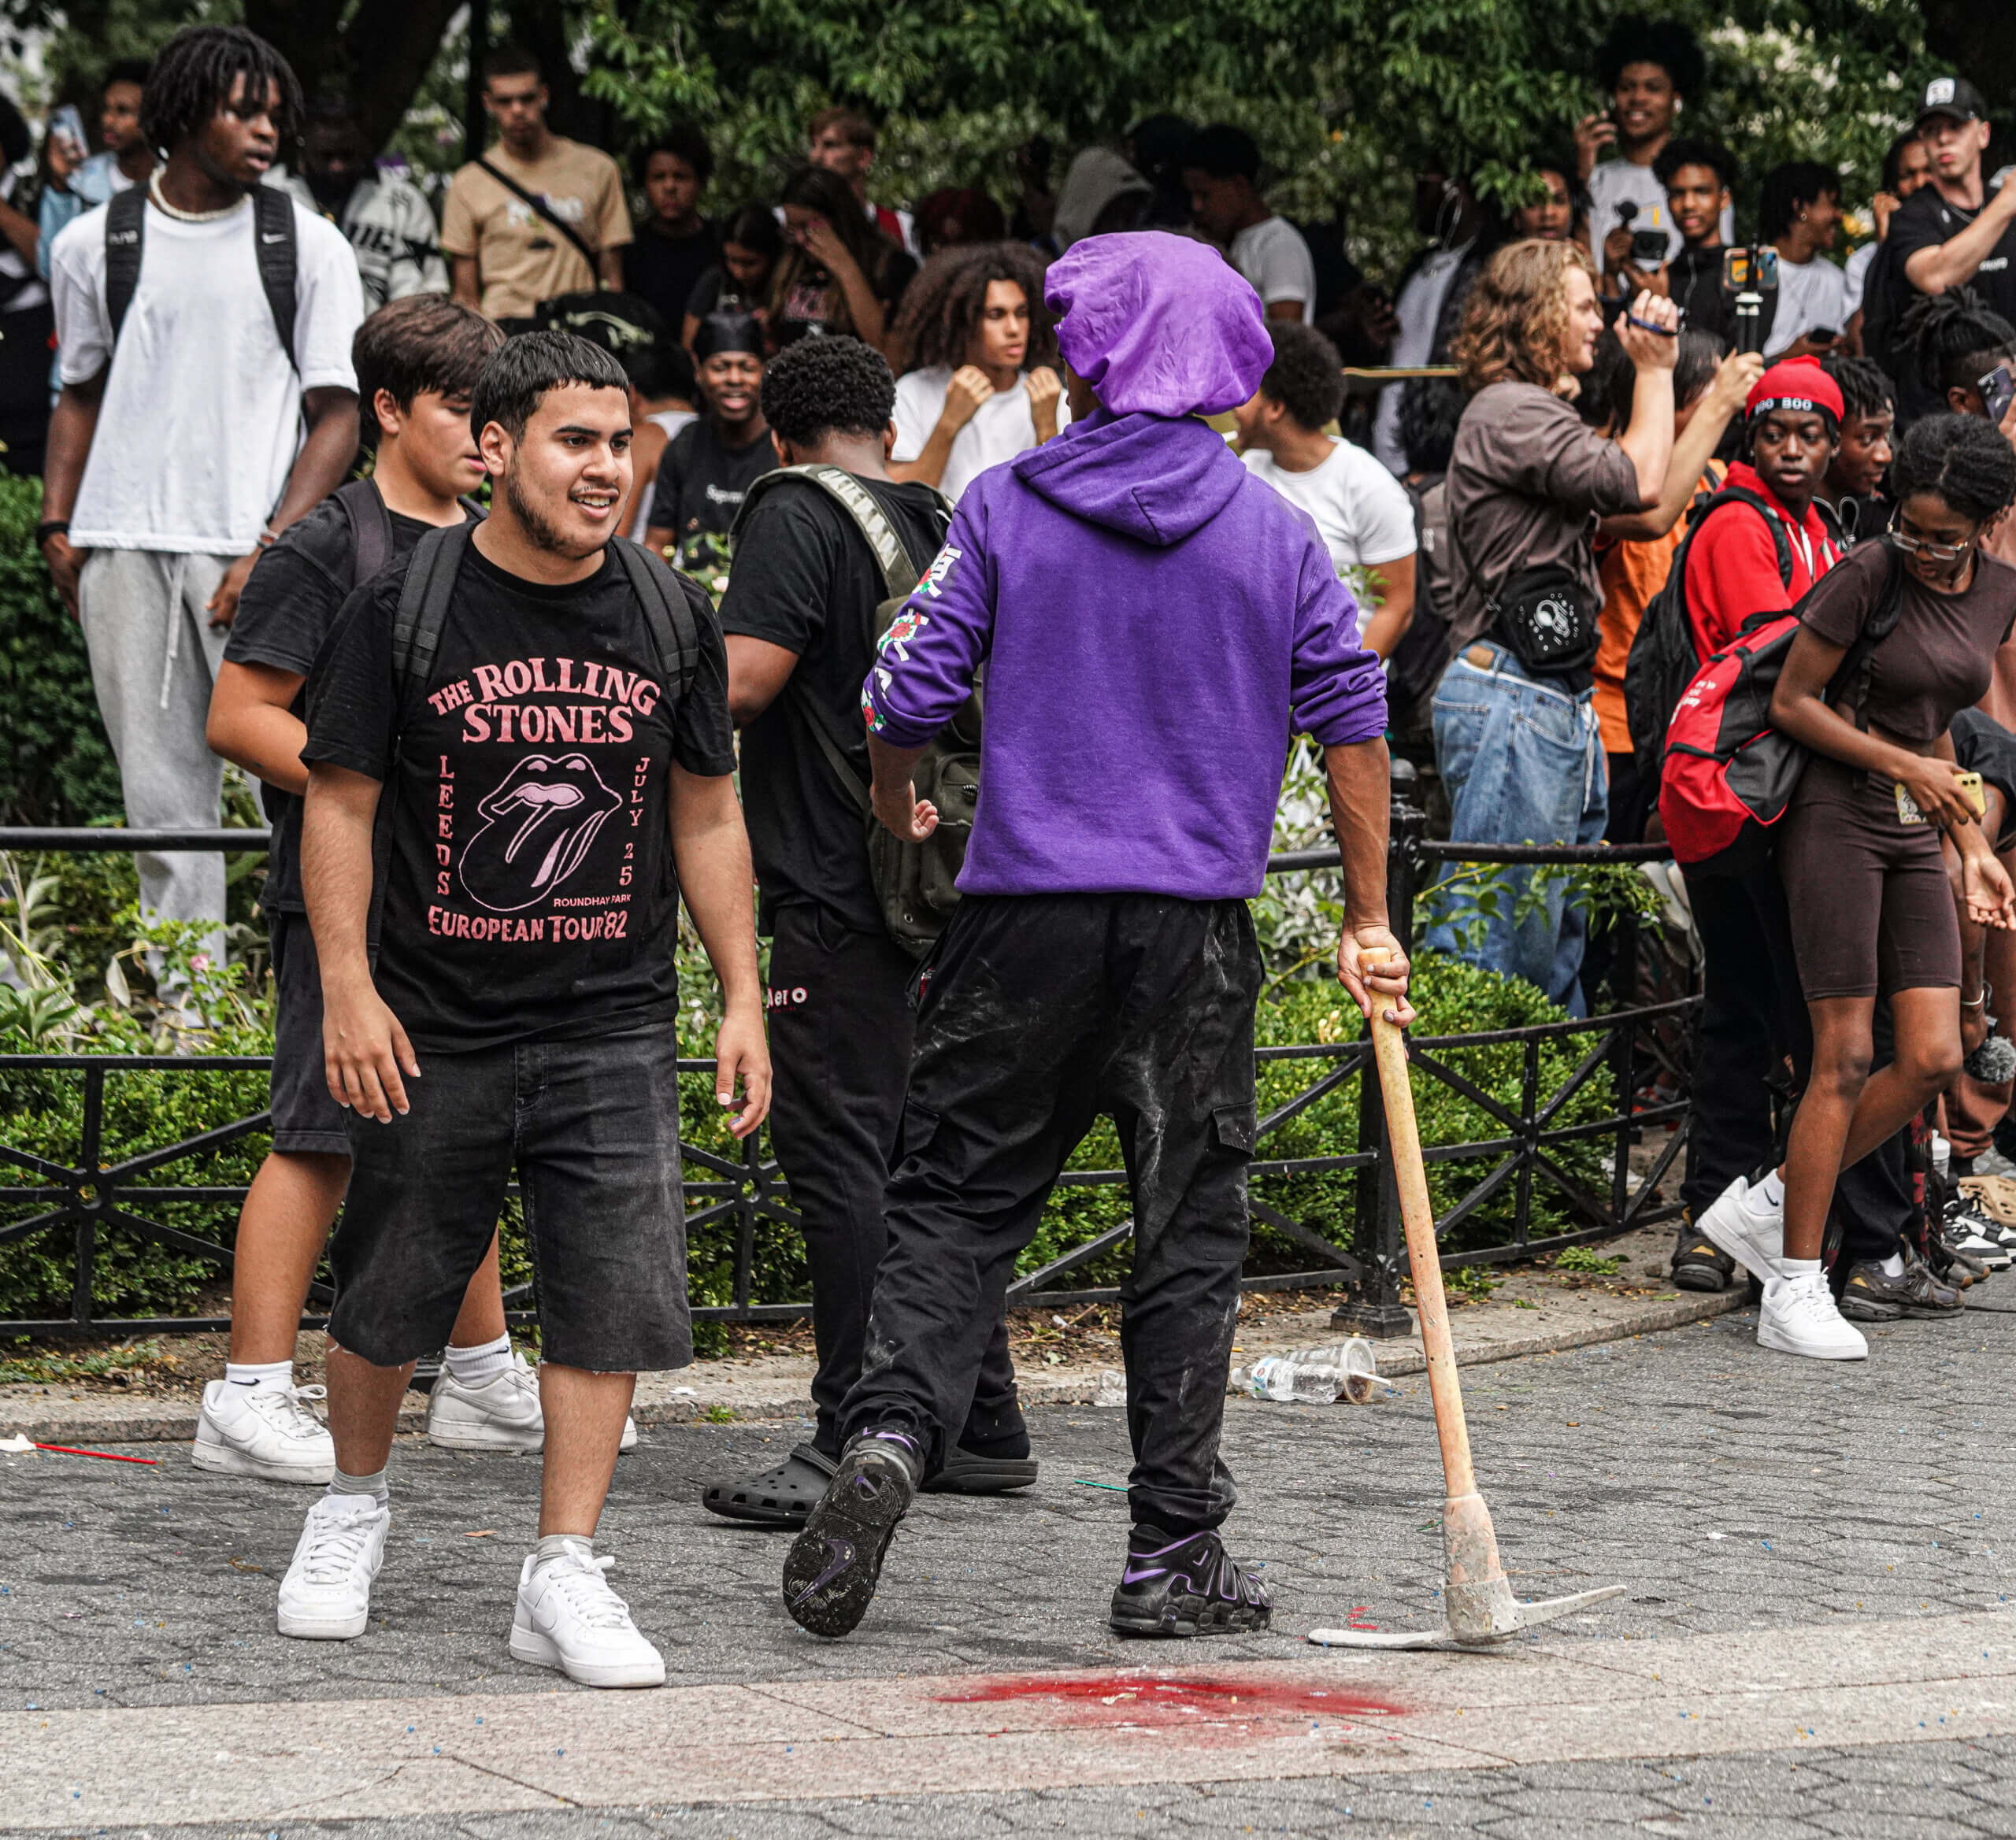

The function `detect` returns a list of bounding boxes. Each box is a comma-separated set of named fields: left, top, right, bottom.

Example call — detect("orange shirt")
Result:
left=1592, top=463, right=1724, bottom=757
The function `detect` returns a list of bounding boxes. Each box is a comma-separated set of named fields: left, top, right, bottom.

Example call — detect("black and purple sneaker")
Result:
left=1109, top=1523, right=1273, bottom=1638
left=780, top=1431, right=919, bottom=1638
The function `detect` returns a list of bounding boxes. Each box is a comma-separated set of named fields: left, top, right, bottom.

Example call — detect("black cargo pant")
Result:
left=1680, top=860, right=1811, bottom=1218
left=765, top=901, right=1024, bottom=1459
left=840, top=892, right=1262, bottom=1534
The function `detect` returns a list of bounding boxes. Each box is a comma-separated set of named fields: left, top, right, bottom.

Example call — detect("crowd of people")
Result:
left=15, top=9, right=2016, bottom=1678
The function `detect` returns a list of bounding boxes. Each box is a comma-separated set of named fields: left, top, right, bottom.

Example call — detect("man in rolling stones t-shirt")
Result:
left=287, top=332, right=769, bottom=1690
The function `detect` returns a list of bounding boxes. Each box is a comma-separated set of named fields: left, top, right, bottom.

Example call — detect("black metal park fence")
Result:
left=0, top=763, right=1699, bottom=1342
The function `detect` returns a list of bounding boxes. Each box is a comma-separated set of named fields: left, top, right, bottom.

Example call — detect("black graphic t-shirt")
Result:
left=645, top=417, right=779, bottom=540
left=718, top=473, right=946, bottom=935
left=303, top=538, right=737, bottom=1053
left=225, top=490, right=461, bottom=912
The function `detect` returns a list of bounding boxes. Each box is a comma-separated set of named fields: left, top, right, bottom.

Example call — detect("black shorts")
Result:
left=268, top=909, right=351, bottom=1158
left=327, top=1025, right=693, bottom=1372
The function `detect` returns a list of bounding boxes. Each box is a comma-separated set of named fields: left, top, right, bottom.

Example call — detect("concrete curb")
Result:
left=0, top=1288, right=1747, bottom=1446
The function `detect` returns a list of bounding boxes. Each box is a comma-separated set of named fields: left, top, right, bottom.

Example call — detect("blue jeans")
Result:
left=1428, top=646, right=1607, bottom=1013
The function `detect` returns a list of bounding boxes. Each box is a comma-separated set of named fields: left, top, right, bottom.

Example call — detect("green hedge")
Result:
left=0, top=473, right=121, bottom=825
left=0, top=950, right=1610, bottom=1324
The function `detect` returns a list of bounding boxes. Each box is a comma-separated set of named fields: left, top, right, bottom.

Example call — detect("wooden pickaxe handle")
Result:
left=1361, top=946, right=1476, bottom=1500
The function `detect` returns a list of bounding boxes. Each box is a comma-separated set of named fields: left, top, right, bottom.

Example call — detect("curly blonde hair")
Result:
left=1451, top=239, right=1597, bottom=393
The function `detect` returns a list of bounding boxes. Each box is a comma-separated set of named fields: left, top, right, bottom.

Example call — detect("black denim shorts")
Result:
left=266, top=909, right=352, bottom=1158
left=327, top=1024, right=692, bottom=1372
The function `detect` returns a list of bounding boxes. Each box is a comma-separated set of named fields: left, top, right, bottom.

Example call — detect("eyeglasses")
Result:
left=1889, top=519, right=1975, bottom=562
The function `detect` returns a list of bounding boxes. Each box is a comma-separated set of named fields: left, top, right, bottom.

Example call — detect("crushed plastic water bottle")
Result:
left=1234, top=1339, right=1384, bottom=1405
left=1092, top=1368, right=1128, bottom=1406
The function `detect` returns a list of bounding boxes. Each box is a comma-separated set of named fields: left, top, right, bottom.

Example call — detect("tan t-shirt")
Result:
left=441, top=137, right=632, bottom=320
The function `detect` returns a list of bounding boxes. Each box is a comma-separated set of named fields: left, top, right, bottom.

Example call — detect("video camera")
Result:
left=1720, top=247, right=1781, bottom=356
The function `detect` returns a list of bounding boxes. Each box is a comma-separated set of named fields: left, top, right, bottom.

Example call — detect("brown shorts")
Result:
left=1777, top=757, right=1959, bottom=1001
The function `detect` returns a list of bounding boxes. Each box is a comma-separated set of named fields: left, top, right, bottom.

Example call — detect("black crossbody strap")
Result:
left=476, top=156, right=598, bottom=272
left=391, top=522, right=473, bottom=690
left=611, top=539, right=702, bottom=701
left=103, top=185, right=144, bottom=342
left=252, top=185, right=299, bottom=372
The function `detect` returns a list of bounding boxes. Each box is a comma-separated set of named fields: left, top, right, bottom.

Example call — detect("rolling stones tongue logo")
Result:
left=458, top=753, right=621, bottom=913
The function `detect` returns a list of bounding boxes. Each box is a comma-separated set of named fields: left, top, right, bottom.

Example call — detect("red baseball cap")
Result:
left=1745, top=355, right=1843, bottom=427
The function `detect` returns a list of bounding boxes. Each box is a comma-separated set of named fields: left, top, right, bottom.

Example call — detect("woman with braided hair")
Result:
left=888, top=240, right=1066, bottom=502
left=1698, top=415, right=2016, bottom=1357
left=1899, top=288, right=2016, bottom=428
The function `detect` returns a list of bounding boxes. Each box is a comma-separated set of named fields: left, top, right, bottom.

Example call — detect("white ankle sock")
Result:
left=1779, top=1257, right=1821, bottom=1282
left=534, top=1533, right=591, bottom=1572
left=223, top=1359, right=294, bottom=1395
left=1755, top=1171, right=1786, bottom=1209
left=443, top=1334, right=512, bottom=1388
left=328, top=1465, right=387, bottom=1505
left=1879, top=1252, right=1906, bottom=1278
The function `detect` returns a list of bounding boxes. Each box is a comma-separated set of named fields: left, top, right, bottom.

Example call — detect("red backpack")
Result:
left=1658, top=541, right=1905, bottom=870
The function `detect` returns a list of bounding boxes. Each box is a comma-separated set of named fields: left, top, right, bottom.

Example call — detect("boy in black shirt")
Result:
left=284, top=332, right=766, bottom=1688
left=1648, top=136, right=1736, bottom=346
left=707, top=335, right=1033, bottom=1526
left=207, top=297, right=514, bottom=1483
left=642, top=309, right=779, bottom=565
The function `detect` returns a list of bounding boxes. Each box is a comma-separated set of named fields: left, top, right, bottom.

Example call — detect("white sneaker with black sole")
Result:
left=1758, top=1271, right=1869, bottom=1361
left=193, top=1379, right=335, bottom=1484
left=276, top=1494, right=391, bottom=1638
left=509, top=1543, right=664, bottom=1688
left=424, top=1350, right=638, bottom=1453
left=1697, top=1173, right=1788, bottom=1285
left=1943, top=1197, right=2012, bottom=1272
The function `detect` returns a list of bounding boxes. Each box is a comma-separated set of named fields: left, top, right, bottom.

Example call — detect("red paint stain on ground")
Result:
left=936, top=1673, right=1404, bottom=1727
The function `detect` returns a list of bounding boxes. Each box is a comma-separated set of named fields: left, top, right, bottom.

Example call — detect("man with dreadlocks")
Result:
left=43, top=24, right=363, bottom=964
left=888, top=241, right=1066, bottom=502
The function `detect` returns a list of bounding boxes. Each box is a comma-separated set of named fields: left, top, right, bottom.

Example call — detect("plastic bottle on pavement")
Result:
left=1234, top=1339, right=1383, bottom=1405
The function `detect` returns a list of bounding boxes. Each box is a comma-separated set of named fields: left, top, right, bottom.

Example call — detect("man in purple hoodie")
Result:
left=781, top=231, right=1414, bottom=1642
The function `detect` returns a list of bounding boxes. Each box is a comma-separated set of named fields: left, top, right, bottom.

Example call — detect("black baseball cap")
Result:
left=1916, top=76, right=1987, bottom=128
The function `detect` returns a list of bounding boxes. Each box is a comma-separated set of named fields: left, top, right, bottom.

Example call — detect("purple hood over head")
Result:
left=1045, top=231, right=1271, bottom=417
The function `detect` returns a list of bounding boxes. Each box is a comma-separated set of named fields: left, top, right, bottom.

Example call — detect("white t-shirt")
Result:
left=891, top=365, right=1073, bottom=504
left=51, top=193, right=363, bottom=553
left=1842, top=239, right=1878, bottom=319
left=1242, top=438, right=1417, bottom=577
left=1763, top=254, right=1848, bottom=358
left=1585, top=157, right=1735, bottom=282
left=1230, top=215, right=1317, bottom=311
left=1372, top=243, right=1469, bottom=475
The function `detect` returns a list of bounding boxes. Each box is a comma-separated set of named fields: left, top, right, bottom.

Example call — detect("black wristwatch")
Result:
left=35, top=519, right=69, bottom=547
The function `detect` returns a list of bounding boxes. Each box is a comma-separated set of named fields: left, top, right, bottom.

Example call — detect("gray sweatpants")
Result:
left=77, top=548, right=232, bottom=949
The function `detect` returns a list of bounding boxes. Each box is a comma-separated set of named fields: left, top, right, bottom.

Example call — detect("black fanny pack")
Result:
left=1489, top=562, right=1600, bottom=678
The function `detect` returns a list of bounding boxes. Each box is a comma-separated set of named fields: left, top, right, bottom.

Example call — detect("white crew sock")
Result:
left=1879, top=1252, right=1906, bottom=1278
left=222, top=1359, right=294, bottom=1395
left=1778, top=1257, right=1822, bottom=1283
left=1755, top=1170, right=1786, bottom=1210
left=442, top=1334, right=512, bottom=1389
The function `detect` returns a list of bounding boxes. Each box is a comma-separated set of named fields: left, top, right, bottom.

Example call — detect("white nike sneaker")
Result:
left=424, top=1350, right=638, bottom=1453
left=276, top=1494, right=391, bottom=1639
left=1697, top=1174, right=1788, bottom=1285
left=1758, top=1271, right=1869, bottom=1361
left=193, top=1379, right=335, bottom=1484
left=509, top=1543, right=665, bottom=1688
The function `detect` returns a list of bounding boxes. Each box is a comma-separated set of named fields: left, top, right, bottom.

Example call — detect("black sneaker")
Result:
left=780, top=1433, right=917, bottom=1638
left=1109, top=1525, right=1272, bottom=1638
left=1839, top=1250, right=1963, bottom=1321
left=1670, top=1220, right=1735, bottom=1292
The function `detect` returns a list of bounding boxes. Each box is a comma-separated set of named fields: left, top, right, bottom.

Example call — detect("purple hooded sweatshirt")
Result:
left=862, top=233, right=1388, bottom=900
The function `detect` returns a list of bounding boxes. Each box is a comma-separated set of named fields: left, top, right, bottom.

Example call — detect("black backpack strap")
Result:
left=102, top=184, right=145, bottom=343
left=391, top=522, right=473, bottom=690
left=612, top=539, right=702, bottom=701
left=253, top=186, right=298, bottom=373
left=333, top=478, right=394, bottom=587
